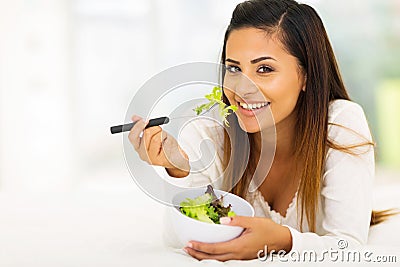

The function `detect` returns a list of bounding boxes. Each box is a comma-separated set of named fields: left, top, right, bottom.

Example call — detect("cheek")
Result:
left=223, top=89, right=235, bottom=103
left=260, top=77, right=302, bottom=122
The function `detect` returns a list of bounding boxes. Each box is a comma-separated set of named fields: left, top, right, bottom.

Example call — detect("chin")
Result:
left=237, top=120, right=261, bottom=133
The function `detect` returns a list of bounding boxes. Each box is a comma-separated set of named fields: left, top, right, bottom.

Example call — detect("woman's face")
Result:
left=223, top=27, right=306, bottom=133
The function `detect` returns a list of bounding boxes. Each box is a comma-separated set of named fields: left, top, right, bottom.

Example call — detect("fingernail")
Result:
left=186, top=242, right=193, bottom=248
left=220, top=217, right=231, bottom=225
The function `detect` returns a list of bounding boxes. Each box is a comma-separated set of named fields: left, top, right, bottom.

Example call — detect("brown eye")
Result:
left=258, top=66, right=273, bottom=73
left=225, top=65, right=241, bottom=73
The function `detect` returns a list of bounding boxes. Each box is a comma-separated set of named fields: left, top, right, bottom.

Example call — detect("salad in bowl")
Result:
left=169, top=185, right=254, bottom=245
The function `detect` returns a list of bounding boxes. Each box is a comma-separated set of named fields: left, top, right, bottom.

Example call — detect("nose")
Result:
left=233, top=74, right=259, bottom=99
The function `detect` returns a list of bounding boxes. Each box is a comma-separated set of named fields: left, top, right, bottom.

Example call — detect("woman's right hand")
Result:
left=128, top=115, right=190, bottom=178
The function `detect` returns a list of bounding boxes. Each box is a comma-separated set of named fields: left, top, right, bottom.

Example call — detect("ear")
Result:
left=302, top=74, right=307, bottom=92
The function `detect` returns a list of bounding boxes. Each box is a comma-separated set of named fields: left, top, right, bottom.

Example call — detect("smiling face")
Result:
left=223, top=27, right=306, bottom=133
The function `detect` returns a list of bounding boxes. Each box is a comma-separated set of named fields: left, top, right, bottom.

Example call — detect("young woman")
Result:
left=129, top=0, right=393, bottom=261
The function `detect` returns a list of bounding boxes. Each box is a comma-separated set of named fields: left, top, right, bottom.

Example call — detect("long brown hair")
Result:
left=220, top=0, right=396, bottom=232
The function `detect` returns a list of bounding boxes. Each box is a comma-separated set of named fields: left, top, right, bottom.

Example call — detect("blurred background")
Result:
left=1, top=1, right=400, bottom=265
left=0, top=0, right=399, bottom=192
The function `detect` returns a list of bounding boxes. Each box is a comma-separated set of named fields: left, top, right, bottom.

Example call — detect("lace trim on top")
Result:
left=246, top=190, right=298, bottom=225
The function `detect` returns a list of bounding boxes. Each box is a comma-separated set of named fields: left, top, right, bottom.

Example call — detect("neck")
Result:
left=274, top=110, right=297, bottom=161
left=255, top=110, right=297, bottom=162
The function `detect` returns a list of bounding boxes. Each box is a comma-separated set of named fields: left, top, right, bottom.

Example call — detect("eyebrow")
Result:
left=226, top=56, right=276, bottom=65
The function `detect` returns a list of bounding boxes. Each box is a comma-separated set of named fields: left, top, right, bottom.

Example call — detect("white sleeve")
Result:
left=154, top=118, right=224, bottom=189
left=284, top=101, right=374, bottom=254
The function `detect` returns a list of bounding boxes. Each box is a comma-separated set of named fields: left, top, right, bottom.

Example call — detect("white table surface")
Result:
left=1, top=167, right=399, bottom=267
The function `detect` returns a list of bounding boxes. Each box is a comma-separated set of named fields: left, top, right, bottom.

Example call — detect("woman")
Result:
left=129, top=0, right=392, bottom=261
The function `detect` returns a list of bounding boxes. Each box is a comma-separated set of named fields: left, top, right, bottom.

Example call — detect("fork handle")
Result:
left=110, top=116, right=170, bottom=134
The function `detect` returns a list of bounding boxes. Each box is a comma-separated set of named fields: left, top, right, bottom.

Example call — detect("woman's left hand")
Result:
left=184, top=216, right=292, bottom=261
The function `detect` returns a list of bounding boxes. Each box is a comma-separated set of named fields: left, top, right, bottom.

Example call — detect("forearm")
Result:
left=165, top=146, right=190, bottom=178
left=165, top=167, right=189, bottom=178
left=268, top=224, right=293, bottom=253
left=278, top=226, right=293, bottom=252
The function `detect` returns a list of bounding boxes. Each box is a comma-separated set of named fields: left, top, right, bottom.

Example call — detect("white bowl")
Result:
left=169, top=187, right=254, bottom=245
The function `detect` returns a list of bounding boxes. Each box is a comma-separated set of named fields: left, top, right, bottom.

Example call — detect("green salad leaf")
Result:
left=179, top=185, right=236, bottom=224
left=193, top=86, right=238, bottom=127
left=179, top=193, right=215, bottom=224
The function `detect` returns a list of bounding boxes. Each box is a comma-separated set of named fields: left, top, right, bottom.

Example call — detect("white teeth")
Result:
left=239, top=101, right=270, bottom=110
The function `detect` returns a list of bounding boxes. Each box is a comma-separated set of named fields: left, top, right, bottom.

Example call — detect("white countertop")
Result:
left=0, top=167, right=399, bottom=267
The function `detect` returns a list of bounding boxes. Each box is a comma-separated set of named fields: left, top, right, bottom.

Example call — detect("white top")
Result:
left=161, top=99, right=374, bottom=253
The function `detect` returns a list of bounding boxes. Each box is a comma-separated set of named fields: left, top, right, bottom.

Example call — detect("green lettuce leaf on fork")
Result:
left=193, top=86, right=238, bottom=127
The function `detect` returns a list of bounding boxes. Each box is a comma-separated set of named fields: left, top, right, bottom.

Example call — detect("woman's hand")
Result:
left=128, top=115, right=190, bottom=178
left=184, top=216, right=292, bottom=261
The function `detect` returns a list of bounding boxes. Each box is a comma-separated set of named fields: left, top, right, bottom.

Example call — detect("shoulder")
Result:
left=327, top=99, right=372, bottom=144
left=179, top=118, right=224, bottom=140
left=328, top=99, right=366, bottom=123
left=178, top=117, right=225, bottom=153
left=325, top=99, right=374, bottom=170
